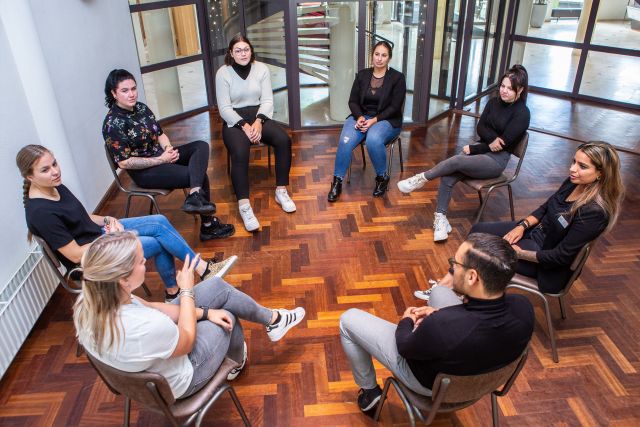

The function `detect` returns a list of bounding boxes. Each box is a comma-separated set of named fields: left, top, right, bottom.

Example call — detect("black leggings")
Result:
left=470, top=221, right=540, bottom=279
left=222, top=108, right=291, bottom=200
left=127, top=140, right=212, bottom=202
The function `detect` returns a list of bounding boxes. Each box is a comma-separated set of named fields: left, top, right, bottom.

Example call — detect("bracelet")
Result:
left=199, top=306, right=209, bottom=322
left=179, top=288, right=195, bottom=300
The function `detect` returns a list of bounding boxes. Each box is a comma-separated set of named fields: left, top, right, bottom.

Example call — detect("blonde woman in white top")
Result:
left=74, top=231, right=305, bottom=398
left=215, top=34, right=295, bottom=232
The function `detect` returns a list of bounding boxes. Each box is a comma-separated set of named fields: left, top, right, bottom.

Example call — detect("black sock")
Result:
left=271, top=311, right=282, bottom=325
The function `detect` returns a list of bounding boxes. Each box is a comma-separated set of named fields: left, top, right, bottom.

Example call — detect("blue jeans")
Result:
left=118, top=215, right=196, bottom=289
left=333, top=115, right=401, bottom=178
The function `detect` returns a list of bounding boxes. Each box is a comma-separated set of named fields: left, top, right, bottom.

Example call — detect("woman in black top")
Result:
left=415, top=141, right=624, bottom=298
left=398, top=65, right=530, bottom=242
left=16, top=145, right=237, bottom=302
left=327, top=41, right=406, bottom=202
left=102, top=69, right=234, bottom=241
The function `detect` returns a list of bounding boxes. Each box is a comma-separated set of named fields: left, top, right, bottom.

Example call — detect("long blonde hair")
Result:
left=570, top=141, right=624, bottom=232
left=73, top=231, right=139, bottom=354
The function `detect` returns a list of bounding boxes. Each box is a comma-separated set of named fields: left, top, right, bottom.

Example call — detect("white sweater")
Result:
left=215, top=61, right=274, bottom=127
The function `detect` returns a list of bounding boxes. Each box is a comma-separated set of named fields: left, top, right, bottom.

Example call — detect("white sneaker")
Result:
left=414, top=279, right=439, bottom=301
left=239, top=203, right=260, bottom=231
left=266, top=307, right=306, bottom=342
left=275, top=189, right=296, bottom=213
left=397, top=173, right=428, bottom=193
left=433, top=212, right=452, bottom=242
left=201, top=256, right=238, bottom=281
left=227, top=341, right=247, bottom=381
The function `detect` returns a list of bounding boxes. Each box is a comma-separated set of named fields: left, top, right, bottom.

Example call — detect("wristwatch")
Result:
left=517, top=219, right=530, bottom=230
left=199, top=306, right=209, bottom=322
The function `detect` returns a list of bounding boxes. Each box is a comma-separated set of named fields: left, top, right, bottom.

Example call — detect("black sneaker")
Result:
left=372, top=175, right=390, bottom=197
left=200, top=217, right=235, bottom=240
left=182, top=191, right=216, bottom=215
left=357, top=386, right=382, bottom=412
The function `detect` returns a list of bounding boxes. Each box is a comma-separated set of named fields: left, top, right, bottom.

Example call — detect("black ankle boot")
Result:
left=327, top=176, right=343, bottom=202
left=373, top=174, right=390, bottom=197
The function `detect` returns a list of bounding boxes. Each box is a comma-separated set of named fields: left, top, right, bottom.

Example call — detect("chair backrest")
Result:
left=431, top=347, right=529, bottom=404
left=558, top=241, right=593, bottom=297
left=33, top=234, right=82, bottom=294
left=103, top=144, right=128, bottom=192
left=512, top=132, right=529, bottom=159
left=85, top=350, right=177, bottom=411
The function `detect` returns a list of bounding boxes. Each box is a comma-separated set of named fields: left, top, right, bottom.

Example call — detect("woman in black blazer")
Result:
left=327, top=41, right=406, bottom=202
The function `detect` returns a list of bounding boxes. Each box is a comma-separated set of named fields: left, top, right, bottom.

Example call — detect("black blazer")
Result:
left=347, top=67, right=406, bottom=128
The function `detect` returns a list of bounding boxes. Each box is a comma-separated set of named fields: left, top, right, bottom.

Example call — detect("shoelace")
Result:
left=277, top=191, right=292, bottom=203
left=240, top=205, right=257, bottom=220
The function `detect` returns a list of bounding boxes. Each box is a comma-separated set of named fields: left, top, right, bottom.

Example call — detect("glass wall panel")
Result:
left=366, top=1, right=422, bottom=123
left=591, top=12, right=640, bottom=51
left=513, top=41, right=578, bottom=92
left=206, top=0, right=243, bottom=74
left=297, top=1, right=358, bottom=127
left=131, top=5, right=201, bottom=66
left=579, top=51, right=640, bottom=105
left=245, top=0, right=289, bottom=124
left=514, top=0, right=592, bottom=43
left=142, top=61, right=207, bottom=119
left=429, top=0, right=462, bottom=118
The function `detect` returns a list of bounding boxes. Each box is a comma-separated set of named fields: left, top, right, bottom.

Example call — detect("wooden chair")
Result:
left=226, top=143, right=272, bottom=175
left=104, top=144, right=178, bottom=217
left=33, top=234, right=151, bottom=297
left=461, top=132, right=529, bottom=223
left=374, top=348, right=529, bottom=427
left=507, top=241, right=593, bottom=363
left=85, top=353, right=251, bottom=427
left=347, top=135, right=404, bottom=183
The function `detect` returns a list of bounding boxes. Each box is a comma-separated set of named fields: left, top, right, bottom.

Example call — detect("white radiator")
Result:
left=0, top=246, right=59, bottom=379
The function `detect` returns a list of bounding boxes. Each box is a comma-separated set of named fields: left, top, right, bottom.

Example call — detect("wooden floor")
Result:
left=1, top=95, right=639, bottom=426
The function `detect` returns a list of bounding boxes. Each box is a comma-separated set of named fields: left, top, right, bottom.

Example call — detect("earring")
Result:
left=596, top=176, right=601, bottom=181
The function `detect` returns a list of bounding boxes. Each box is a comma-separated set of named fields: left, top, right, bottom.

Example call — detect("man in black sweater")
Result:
left=339, top=233, right=534, bottom=414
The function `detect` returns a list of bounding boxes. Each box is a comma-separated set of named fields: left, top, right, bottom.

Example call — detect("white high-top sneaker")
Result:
left=397, top=173, right=428, bottom=193
left=433, top=212, right=452, bottom=242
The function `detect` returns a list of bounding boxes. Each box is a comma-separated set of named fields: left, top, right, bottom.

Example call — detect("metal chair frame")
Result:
left=374, top=348, right=529, bottom=426
left=461, top=132, right=529, bottom=223
left=226, top=142, right=272, bottom=175
left=347, top=135, right=404, bottom=183
left=507, top=242, right=593, bottom=363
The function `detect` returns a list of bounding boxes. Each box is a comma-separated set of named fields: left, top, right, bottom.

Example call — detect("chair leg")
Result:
left=227, top=385, right=251, bottom=426
left=347, top=155, right=353, bottom=184
left=508, top=184, right=515, bottom=221
left=559, top=296, right=567, bottom=320
left=491, top=392, right=500, bottom=427
left=540, top=295, right=559, bottom=363
left=141, top=283, right=152, bottom=297
left=267, top=145, right=272, bottom=175
left=227, top=150, right=231, bottom=175
left=360, top=142, right=366, bottom=169
left=374, top=378, right=417, bottom=427
left=125, top=195, right=132, bottom=218
left=387, top=141, right=395, bottom=176
left=474, top=189, right=491, bottom=224
left=397, top=138, right=404, bottom=172
left=148, top=198, right=154, bottom=215
left=124, top=396, right=131, bottom=427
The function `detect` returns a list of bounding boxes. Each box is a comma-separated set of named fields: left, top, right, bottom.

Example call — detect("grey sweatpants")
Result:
left=424, top=150, right=510, bottom=213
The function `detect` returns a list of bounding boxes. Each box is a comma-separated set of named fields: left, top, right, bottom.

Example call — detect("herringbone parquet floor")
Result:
left=1, top=100, right=639, bottom=426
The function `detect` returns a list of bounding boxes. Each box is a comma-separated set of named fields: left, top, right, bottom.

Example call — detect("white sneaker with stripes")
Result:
left=266, top=307, right=306, bottom=342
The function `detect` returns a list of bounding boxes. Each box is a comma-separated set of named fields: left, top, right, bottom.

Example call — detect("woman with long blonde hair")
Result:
left=415, top=141, right=624, bottom=299
left=74, top=231, right=305, bottom=398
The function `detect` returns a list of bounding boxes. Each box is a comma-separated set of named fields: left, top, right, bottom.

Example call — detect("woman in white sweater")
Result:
left=215, top=35, right=295, bottom=232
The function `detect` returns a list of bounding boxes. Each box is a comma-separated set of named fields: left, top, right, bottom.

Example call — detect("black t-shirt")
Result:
left=25, top=184, right=102, bottom=269
left=395, top=294, right=534, bottom=390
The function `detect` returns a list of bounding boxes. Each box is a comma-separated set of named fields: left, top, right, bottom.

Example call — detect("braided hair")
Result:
left=16, top=145, right=52, bottom=240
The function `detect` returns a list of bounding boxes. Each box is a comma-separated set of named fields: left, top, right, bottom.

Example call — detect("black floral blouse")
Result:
left=102, top=102, right=164, bottom=163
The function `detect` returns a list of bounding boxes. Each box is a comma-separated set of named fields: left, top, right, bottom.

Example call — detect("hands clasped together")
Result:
left=355, top=116, right=378, bottom=133
left=242, top=121, right=263, bottom=144
left=462, top=136, right=505, bottom=155
left=403, top=305, right=439, bottom=330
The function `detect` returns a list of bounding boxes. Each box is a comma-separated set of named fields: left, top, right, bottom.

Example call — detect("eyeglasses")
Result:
left=233, top=47, right=251, bottom=55
left=447, top=257, right=470, bottom=275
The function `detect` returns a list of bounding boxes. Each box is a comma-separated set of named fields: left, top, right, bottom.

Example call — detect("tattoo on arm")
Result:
left=518, top=250, right=539, bottom=263
left=120, top=156, right=164, bottom=170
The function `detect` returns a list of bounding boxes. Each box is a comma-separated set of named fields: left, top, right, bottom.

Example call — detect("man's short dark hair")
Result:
left=462, top=233, right=518, bottom=295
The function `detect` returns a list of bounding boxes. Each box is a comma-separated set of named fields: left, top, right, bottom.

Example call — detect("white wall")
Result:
left=596, top=0, right=630, bottom=20
left=0, top=23, right=39, bottom=282
left=28, top=0, right=143, bottom=210
left=0, top=0, right=140, bottom=287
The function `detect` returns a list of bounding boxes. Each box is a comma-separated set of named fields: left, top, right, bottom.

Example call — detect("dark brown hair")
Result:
left=500, top=64, right=529, bottom=104
left=372, top=40, right=393, bottom=59
left=224, top=34, right=256, bottom=66
left=16, top=144, right=51, bottom=208
left=104, top=69, right=136, bottom=108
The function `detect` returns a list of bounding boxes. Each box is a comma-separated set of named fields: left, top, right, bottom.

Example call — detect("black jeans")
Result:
left=470, top=221, right=540, bottom=279
left=127, top=140, right=212, bottom=202
left=222, top=106, right=291, bottom=200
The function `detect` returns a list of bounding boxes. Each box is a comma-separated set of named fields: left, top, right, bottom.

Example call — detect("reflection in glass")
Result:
left=513, top=41, right=577, bottom=92
left=430, top=0, right=461, bottom=118
left=514, top=0, right=592, bottom=43
left=206, top=0, right=243, bottom=75
left=142, top=61, right=207, bottom=119
left=591, top=15, right=640, bottom=51
left=580, top=51, right=640, bottom=105
left=131, top=5, right=201, bottom=66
